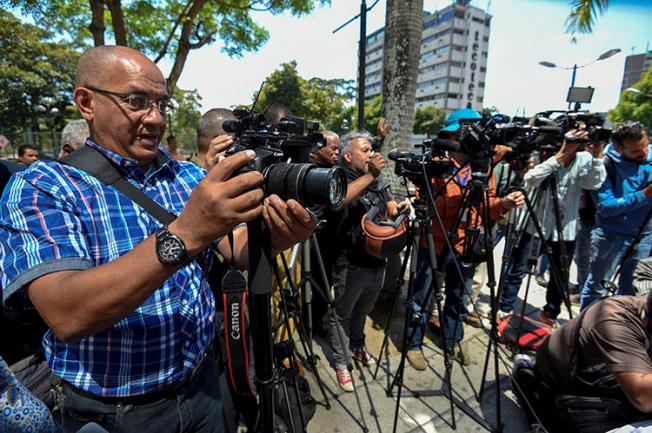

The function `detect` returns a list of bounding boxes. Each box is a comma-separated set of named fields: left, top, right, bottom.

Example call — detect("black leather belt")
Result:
left=61, top=354, right=209, bottom=406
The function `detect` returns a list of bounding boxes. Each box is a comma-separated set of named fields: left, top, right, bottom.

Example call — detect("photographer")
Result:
left=309, top=130, right=340, bottom=167
left=0, top=46, right=316, bottom=433
left=406, top=109, right=524, bottom=370
left=580, top=122, right=652, bottom=309
left=193, top=107, right=237, bottom=169
left=533, top=291, right=652, bottom=433
left=323, top=130, right=404, bottom=391
left=497, top=129, right=606, bottom=325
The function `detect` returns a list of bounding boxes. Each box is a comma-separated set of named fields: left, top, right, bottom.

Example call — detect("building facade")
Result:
left=621, top=52, right=652, bottom=92
left=363, top=0, right=491, bottom=115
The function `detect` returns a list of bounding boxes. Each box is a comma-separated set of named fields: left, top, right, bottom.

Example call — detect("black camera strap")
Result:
left=61, top=146, right=255, bottom=395
left=221, top=233, right=255, bottom=397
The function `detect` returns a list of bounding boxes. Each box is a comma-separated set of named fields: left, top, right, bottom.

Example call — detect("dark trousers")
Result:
left=55, top=355, right=224, bottom=433
left=498, top=232, right=575, bottom=319
left=408, top=248, right=471, bottom=350
left=324, top=255, right=386, bottom=369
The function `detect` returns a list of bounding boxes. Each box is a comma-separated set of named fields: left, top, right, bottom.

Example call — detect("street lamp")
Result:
left=539, top=48, right=622, bottom=109
left=625, top=87, right=652, bottom=99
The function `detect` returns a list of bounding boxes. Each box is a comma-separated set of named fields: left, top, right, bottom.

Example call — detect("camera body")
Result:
left=388, top=138, right=456, bottom=189
left=224, top=109, right=347, bottom=209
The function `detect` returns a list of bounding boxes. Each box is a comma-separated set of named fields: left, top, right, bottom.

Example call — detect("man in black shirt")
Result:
left=323, top=131, right=405, bottom=391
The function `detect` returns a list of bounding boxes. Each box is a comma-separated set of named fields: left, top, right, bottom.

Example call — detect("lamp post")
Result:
left=333, top=0, right=381, bottom=130
left=625, top=87, right=652, bottom=99
left=539, top=48, right=621, bottom=110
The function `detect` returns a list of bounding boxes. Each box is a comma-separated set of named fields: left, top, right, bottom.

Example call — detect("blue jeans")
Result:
left=574, top=222, right=594, bottom=289
left=580, top=227, right=652, bottom=310
left=408, top=247, right=470, bottom=350
left=498, top=232, right=575, bottom=319
left=498, top=232, right=533, bottom=313
left=55, top=353, right=224, bottom=433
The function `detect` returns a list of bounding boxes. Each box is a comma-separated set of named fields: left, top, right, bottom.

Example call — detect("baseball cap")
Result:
left=440, top=108, right=482, bottom=133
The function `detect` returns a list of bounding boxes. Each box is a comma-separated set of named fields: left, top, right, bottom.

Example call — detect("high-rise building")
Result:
left=363, top=0, right=491, bottom=115
left=621, top=52, right=652, bottom=92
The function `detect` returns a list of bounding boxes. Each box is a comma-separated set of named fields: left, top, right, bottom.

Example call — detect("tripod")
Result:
left=489, top=167, right=575, bottom=354
left=274, top=233, right=371, bottom=432
left=372, top=198, right=457, bottom=432
left=374, top=157, right=505, bottom=432
left=603, top=206, right=652, bottom=296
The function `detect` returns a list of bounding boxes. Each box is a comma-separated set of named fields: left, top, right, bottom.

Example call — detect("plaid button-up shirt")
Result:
left=0, top=141, right=216, bottom=397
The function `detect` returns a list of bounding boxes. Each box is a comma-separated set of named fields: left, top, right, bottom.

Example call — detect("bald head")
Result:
left=73, top=46, right=168, bottom=167
left=76, top=45, right=164, bottom=89
left=197, top=108, right=237, bottom=153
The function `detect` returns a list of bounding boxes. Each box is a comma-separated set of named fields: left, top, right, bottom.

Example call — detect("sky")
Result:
left=159, top=0, right=652, bottom=117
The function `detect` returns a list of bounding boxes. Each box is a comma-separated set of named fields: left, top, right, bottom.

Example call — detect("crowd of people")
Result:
left=1, top=45, right=652, bottom=433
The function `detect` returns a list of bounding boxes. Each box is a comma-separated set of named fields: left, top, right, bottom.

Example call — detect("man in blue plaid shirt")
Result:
left=0, top=46, right=316, bottom=433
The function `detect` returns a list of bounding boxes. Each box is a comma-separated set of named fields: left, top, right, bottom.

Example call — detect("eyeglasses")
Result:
left=87, top=86, right=169, bottom=116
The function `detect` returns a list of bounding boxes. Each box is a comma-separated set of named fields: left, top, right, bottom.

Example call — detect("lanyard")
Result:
left=455, top=166, right=470, bottom=187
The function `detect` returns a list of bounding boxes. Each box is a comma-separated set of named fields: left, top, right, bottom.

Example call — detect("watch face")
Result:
left=159, top=236, right=184, bottom=262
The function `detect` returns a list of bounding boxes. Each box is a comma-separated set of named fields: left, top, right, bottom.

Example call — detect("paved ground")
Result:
left=296, top=242, right=581, bottom=433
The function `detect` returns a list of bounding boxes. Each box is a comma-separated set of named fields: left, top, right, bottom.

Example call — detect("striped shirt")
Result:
left=0, top=141, right=216, bottom=397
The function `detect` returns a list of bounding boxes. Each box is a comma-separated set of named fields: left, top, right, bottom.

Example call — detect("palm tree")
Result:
left=566, top=0, right=610, bottom=40
left=380, top=0, right=423, bottom=197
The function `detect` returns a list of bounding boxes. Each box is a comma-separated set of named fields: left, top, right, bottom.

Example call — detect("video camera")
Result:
left=224, top=108, right=347, bottom=209
left=540, top=111, right=612, bottom=145
left=387, top=137, right=458, bottom=188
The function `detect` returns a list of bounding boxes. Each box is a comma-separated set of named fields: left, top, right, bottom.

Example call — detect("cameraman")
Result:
left=406, top=109, right=524, bottom=369
left=323, top=131, right=404, bottom=391
left=310, top=131, right=340, bottom=167
left=193, top=108, right=237, bottom=169
left=534, top=292, right=652, bottom=432
left=580, top=122, right=652, bottom=309
left=497, top=129, right=606, bottom=325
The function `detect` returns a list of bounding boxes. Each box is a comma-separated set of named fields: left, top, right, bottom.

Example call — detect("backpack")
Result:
left=274, top=374, right=316, bottom=431
left=498, top=314, right=553, bottom=351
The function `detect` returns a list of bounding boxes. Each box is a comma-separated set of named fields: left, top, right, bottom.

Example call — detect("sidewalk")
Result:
left=299, top=244, right=580, bottom=432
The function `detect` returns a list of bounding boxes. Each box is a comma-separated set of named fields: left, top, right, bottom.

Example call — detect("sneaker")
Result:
left=538, top=311, right=557, bottom=328
left=351, top=347, right=376, bottom=366
left=406, top=349, right=428, bottom=371
left=535, top=275, right=548, bottom=287
left=451, top=344, right=470, bottom=366
left=336, top=369, right=354, bottom=392
left=464, top=311, right=483, bottom=328
left=496, top=309, right=512, bottom=322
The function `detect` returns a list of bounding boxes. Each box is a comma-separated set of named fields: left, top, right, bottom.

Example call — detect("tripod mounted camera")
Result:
left=375, top=131, right=511, bottom=432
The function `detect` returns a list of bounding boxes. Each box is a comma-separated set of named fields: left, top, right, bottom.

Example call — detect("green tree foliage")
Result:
left=5, top=0, right=330, bottom=95
left=566, top=0, right=610, bottom=41
left=168, top=87, right=202, bottom=154
left=254, top=61, right=355, bottom=133
left=0, top=10, right=79, bottom=141
left=413, top=106, right=446, bottom=137
left=609, top=67, right=652, bottom=130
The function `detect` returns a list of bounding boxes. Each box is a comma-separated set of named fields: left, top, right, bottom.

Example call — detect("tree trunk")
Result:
left=106, top=0, right=128, bottom=46
left=88, top=0, right=105, bottom=46
left=381, top=0, right=423, bottom=197
left=165, top=0, right=208, bottom=96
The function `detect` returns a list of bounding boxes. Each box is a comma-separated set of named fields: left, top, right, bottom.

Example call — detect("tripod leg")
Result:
left=275, top=253, right=331, bottom=410
left=373, top=239, right=412, bottom=379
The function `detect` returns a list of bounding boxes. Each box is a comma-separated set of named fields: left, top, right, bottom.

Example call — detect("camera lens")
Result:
left=264, top=163, right=347, bottom=209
